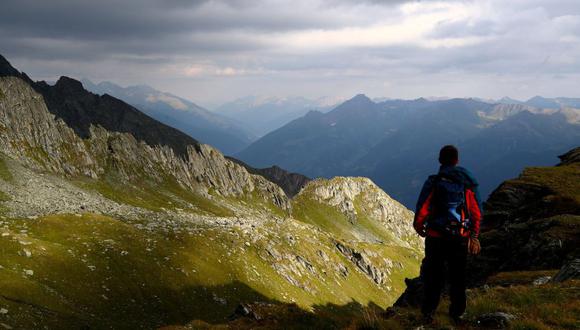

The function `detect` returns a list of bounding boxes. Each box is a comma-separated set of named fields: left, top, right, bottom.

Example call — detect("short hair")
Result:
left=439, top=145, right=459, bottom=166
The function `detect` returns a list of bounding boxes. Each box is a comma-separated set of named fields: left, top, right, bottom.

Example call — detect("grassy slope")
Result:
left=373, top=276, right=580, bottom=330
left=75, top=173, right=235, bottom=217
left=520, top=162, right=580, bottom=204
left=0, top=154, right=420, bottom=328
left=177, top=273, right=579, bottom=330
left=0, top=212, right=416, bottom=329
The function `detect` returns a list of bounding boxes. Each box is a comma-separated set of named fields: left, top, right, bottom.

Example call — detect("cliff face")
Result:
left=227, top=157, right=311, bottom=197
left=296, top=177, right=419, bottom=245
left=467, top=147, right=580, bottom=284
left=0, top=76, right=288, bottom=209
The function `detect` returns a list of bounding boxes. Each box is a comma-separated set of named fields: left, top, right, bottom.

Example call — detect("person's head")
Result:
left=439, top=145, right=459, bottom=166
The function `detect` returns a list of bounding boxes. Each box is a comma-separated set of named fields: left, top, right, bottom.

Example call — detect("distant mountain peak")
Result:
left=528, top=95, right=547, bottom=101
left=350, top=93, right=373, bottom=103
left=498, top=96, right=523, bottom=104
left=304, top=109, right=323, bottom=117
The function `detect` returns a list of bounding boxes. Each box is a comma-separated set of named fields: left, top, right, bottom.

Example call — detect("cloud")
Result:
left=1, top=0, right=579, bottom=104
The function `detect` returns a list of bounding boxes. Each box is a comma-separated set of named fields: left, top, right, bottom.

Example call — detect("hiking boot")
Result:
left=451, top=314, right=466, bottom=327
left=421, top=313, right=435, bottom=325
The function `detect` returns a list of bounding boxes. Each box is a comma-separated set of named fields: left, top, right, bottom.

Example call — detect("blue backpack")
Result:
left=428, top=174, right=471, bottom=236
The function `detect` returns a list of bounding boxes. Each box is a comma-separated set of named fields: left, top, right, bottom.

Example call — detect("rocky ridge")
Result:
left=0, top=76, right=289, bottom=210
left=227, top=157, right=311, bottom=197
left=297, top=177, right=418, bottom=245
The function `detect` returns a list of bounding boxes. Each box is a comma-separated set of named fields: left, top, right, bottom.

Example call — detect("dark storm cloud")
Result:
left=1, top=0, right=579, bottom=103
left=323, top=0, right=459, bottom=6
left=0, top=0, right=348, bottom=41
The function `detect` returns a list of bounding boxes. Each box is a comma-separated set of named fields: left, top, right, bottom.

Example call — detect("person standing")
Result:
left=413, top=145, right=482, bottom=324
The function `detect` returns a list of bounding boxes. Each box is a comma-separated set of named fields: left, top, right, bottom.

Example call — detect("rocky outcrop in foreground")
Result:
left=467, top=147, right=580, bottom=284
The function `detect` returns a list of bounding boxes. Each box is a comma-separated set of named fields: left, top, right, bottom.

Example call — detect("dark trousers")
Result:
left=421, top=235, right=468, bottom=318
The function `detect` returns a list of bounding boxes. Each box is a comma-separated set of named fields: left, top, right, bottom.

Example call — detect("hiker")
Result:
left=413, top=145, right=482, bottom=324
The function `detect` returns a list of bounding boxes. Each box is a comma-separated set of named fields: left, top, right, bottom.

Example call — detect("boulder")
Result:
left=476, top=312, right=516, bottom=329
left=552, top=258, right=580, bottom=283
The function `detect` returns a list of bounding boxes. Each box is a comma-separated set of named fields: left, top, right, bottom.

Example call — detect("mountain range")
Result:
left=497, top=95, right=580, bottom=109
left=81, top=79, right=254, bottom=155
left=213, top=95, right=340, bottom=137
left=237, top=94, right=580, bottom=207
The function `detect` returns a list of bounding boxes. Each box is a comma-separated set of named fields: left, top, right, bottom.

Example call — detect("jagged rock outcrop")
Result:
left=466, top=147, right=580, bottom=285
left=335, top=242, right=390, bottom=285
left=1, top=54, right=199, bottom=158
left=559, top=147, right=580, bottom=166
left=0, top=75, right=289, bottom=209
left=482, top=148, right=580, bottom=230
left=297, top=177, right=418, bottom=244
left=552, top=258, right=580, bottom=282
left=227, top=157, right=310, bottom=197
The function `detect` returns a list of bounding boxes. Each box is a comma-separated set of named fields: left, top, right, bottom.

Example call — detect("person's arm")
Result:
left=465, top=188, right=482, bottom=238
left=414, top=178, right=434, bottom=236
left=462, top=168, right=484, bottom=217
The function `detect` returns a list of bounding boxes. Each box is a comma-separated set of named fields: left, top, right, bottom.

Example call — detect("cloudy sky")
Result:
left=1, top=0, right=579, bottom=107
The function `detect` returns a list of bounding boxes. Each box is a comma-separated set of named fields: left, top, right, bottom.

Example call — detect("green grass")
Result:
left=468, top=280, right=580, bottom=329
left=291, top=194, right=358, bottom=241
left=517, top=162, right=580, bottom=205
left=487, top=270, right=558, bottom=287
left=212, top=277, right=579, bottom=330
left=290, top=185, right=422, bottom=309
left=230, top=188, right=288, bottom=218
left=0, top=212, right=420, bottom=329
left=0, top=213, right=280, bottom=328
left=76, top=174, right=234, bottom=217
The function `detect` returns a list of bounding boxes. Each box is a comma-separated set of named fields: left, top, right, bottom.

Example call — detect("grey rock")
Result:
left=336, top=242, right=387, bottom=285
left=552, top=258, right=580, bottom=283
left=532, top=276, right=552, bottom=286
left=0, top=76, right=290, bottom=211
left=231, top=303, right=261, bottom=321
left=476, top=312, right=516, bottom=329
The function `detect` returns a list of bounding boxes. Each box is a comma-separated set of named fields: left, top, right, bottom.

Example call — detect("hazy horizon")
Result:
left=44, top=77, right=580, bottom=111
left=2, top=0, right=579, bottom=106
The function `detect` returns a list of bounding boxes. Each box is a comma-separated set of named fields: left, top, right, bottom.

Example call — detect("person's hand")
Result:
left=468, top=237, right=481, bottom=255
left=417, top=227, right=427, bottom=237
